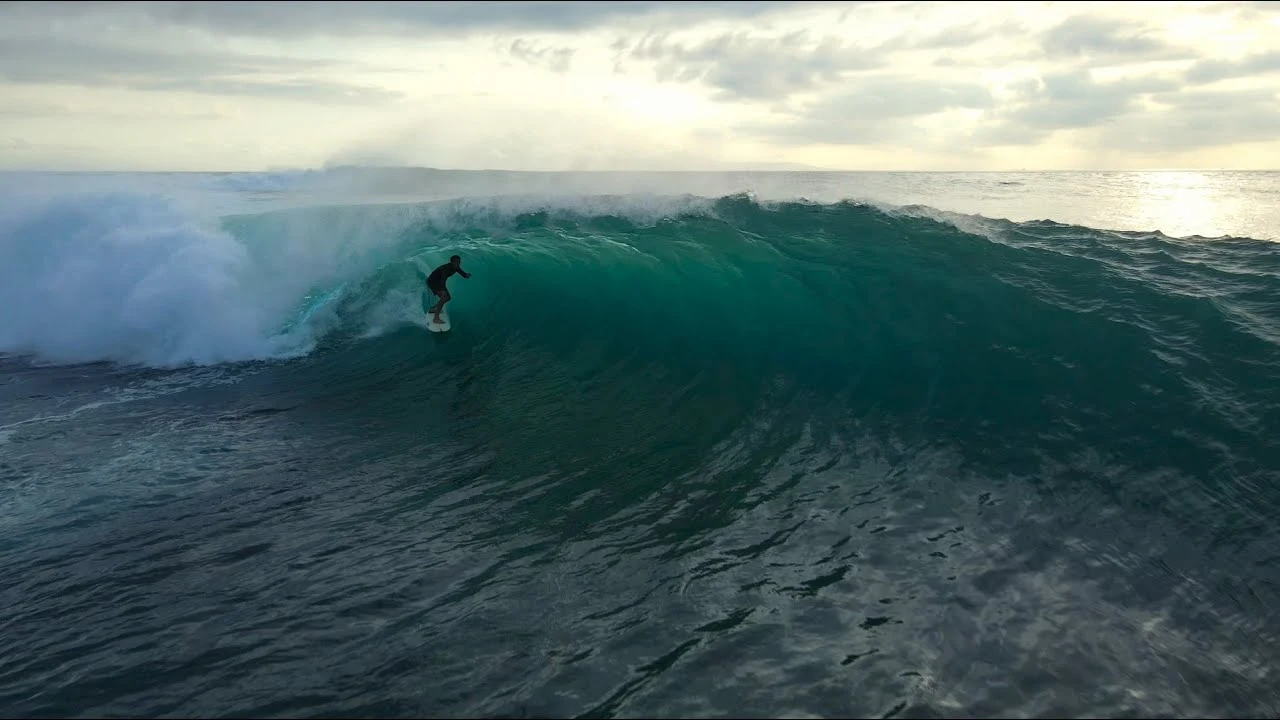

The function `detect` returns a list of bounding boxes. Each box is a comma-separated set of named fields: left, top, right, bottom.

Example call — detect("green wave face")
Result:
left=231, top=195, right=1280, bottom=529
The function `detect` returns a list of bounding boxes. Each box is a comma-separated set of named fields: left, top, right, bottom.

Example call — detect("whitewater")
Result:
left=2, top=168, right=1279, bottom=718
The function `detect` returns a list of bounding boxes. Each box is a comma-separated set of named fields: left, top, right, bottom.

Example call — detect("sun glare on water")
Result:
left=1124, top=171, right=1236, bottom=239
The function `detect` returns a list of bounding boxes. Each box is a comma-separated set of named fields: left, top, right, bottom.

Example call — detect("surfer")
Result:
left=426, top=254, right=471, bottom=325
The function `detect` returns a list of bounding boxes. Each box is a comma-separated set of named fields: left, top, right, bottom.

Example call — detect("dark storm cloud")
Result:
left=743, top=75, right=994, bottom=145
left=619, top=31, right=884, bottom=101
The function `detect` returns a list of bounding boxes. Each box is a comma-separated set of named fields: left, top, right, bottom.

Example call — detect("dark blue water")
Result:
left=3, top=181, right=1280, bottom=718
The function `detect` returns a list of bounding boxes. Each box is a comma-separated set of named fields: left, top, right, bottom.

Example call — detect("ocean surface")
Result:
left=2, top=168, right=1279, bottom=718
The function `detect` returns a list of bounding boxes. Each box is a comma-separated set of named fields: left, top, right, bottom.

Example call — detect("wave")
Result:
left=5, top=188, right=1280, bottom=377
left=6, top=179, right=1280, bottom=718
left=6, top=184, right=1280, bottom=645
left=261, top=193, right=1280, bottom=555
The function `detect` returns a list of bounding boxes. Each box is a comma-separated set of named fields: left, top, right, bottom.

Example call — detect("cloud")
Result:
left=506, top=39, right=576, bottom=73
left=1099, top=87, right=1280, bottom=153
left=1186, top=51, right=1280, bottom=84
left=323, top=101, right=738, bottom=171
left=11, top=1, right=835, bottom=39
left=882, top=19, right=1028, bottom=53
left=743, top=75, right=994, bottom=146
left=1, top=1, right=1278, bottom=171
left=1040, top=15, right=1187, bottom=61
left=0, top=35, right=401, bottom=104
left=1240, top=0, right=1280, bottom=14
left=141, top=79, right=403, bottom=104
left=975, top=70, right=1180, bottom=146
left=0, top=35, right=329, bottom=84
left=0, top=98, right=223, bottom=120
left=620, top=30, right=883, bottom=101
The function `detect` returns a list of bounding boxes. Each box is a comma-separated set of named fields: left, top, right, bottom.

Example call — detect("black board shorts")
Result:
left=427, top=278, right=446, bottom=296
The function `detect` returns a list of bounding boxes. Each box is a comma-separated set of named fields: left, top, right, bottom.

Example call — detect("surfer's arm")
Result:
left=460, top=270, right=472, bottom=279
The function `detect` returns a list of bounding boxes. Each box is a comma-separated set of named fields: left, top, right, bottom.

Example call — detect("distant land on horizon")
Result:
left=310, top=165, right=1279, bottom=174
left=318, top=161, right=841, bottom=173
left=4, top=165, right=1278, bottom=175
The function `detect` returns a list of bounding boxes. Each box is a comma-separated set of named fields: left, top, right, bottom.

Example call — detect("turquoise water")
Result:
left=2, top=171, right=1279, bottom=717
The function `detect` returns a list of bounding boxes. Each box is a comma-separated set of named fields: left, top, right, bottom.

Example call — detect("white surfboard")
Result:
left=426, top=310, right=451, bottom=332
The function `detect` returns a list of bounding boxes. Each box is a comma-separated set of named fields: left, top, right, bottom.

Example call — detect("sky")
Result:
left=0, top=0, right=1278, bottom=172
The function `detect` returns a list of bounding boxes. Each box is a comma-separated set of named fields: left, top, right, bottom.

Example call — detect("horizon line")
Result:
left=1, top=166, right=1277, bottom=174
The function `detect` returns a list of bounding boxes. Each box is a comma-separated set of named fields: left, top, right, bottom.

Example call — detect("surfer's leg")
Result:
left=431, top=289, right=450, bottom=320
left=428, top=286, right=448, bottom=313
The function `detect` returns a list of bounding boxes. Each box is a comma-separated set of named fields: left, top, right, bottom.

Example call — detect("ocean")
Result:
left=1, top=168, right=1278, bottom=718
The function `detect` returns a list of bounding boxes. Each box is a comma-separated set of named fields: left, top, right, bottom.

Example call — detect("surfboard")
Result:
left=427, top=310, right=451, bottom=332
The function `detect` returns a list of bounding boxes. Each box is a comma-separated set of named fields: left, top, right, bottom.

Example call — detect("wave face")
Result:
left=310, top=193, right=1280, bottom=525
left=6, top=190, right=1280, bottom=502
left=5, top=187, right=1280, bottom=717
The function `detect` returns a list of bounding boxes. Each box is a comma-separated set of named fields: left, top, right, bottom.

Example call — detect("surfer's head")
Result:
left=450, top=254, right=461, bottom=266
